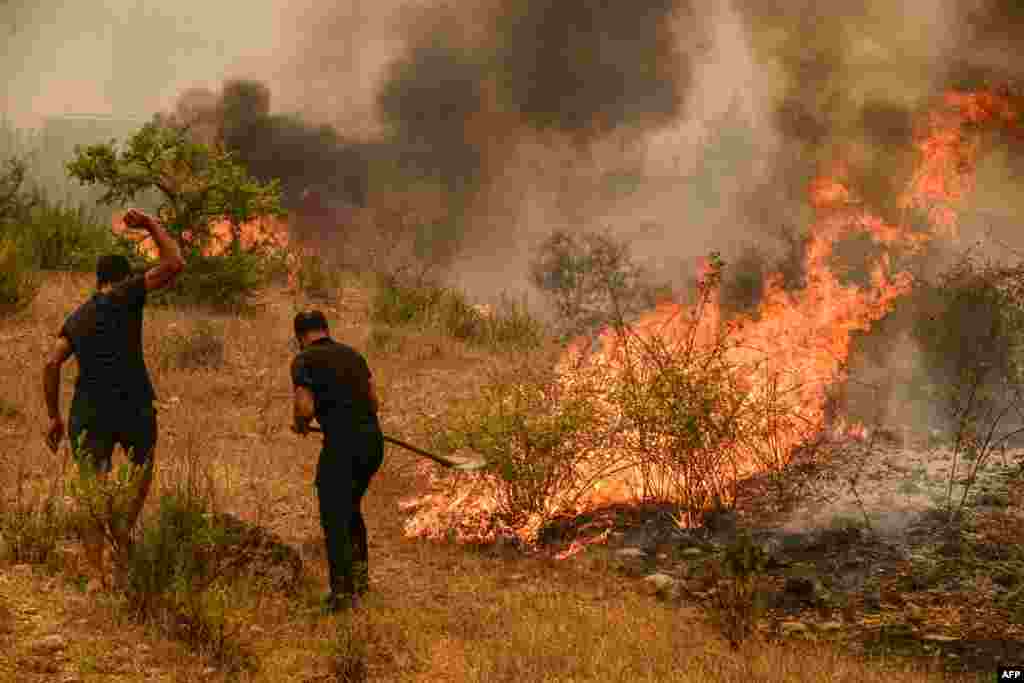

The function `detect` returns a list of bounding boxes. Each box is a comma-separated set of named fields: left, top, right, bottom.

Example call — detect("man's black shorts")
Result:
left=69, top=401, right=157, bottom=475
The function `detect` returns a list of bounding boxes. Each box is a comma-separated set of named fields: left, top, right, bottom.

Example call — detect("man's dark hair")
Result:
left=294, top=310, right=329, bottom=339
left=96, top=254, right=132, bottom=287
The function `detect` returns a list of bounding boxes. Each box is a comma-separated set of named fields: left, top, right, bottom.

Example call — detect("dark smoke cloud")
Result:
left=169, top=80, right=370, bottom=209
left=490, top=0, right=694, bottom=140
left=376, top=41, right=487, bottom=195
left=372, top=0, right=699, bottom=194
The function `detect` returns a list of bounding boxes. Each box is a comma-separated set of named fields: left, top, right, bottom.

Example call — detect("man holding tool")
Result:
left=43, top=209, right=185, bottom=581
left=290, top=310, right=383, bottom=613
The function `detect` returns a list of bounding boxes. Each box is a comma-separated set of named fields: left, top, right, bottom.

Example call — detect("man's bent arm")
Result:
left=141, top=214, right=185, bottom=291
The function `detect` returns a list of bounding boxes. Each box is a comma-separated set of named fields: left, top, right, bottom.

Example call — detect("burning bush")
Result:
left=404, top=257, right=821, bottom=544
left=405, top=351, right=632, bottom=545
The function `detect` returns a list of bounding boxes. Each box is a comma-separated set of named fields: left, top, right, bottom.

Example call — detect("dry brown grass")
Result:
left=0, top=272, right=982, bottom=681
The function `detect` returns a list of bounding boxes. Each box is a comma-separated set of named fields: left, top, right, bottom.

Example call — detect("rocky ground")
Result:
left=538, top=434, right=1024, bottom=674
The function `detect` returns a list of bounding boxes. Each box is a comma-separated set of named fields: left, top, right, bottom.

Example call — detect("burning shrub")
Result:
left=406, top=353, right=632, bottom=545
left=405, top=256, right=824, bottom=544
left=529, top=228, right=668, bottom=339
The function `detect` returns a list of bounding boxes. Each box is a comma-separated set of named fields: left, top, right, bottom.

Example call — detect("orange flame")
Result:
left=555, top=87, right=1022, bottom=515
left=111, top=212, right=304, bottom=287
left=401, top=87, right=1022, bottom=549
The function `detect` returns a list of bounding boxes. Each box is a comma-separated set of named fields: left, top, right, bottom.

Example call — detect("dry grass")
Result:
left=0, top=272, right=982, bottom=681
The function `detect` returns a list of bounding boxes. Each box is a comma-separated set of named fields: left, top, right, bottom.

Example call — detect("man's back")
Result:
left=60, top=274, right=155, bottom=415
left=291, top=338, right=377, bottom=435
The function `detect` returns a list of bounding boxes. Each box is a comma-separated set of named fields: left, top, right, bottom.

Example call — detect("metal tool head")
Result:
left=450, top=459, right=488, bottom=472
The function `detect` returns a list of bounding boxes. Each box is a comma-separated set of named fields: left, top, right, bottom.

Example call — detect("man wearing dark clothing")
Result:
left=43, top=209, right=185, bottom=580
left=290, top=311, right=383, bottom=613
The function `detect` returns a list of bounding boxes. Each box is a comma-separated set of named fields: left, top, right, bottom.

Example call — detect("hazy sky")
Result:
left=1, top=0, right=305, bottom=127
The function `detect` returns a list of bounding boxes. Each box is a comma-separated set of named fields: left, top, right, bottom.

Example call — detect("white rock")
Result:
left=616, top=547, right=645, bottom=559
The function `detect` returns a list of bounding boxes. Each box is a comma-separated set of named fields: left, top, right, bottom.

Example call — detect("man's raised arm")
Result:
left=123, top=209, right=185, bottom=292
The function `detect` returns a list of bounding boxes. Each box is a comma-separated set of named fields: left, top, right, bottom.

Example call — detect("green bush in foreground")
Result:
left=120, top=483, right=254, bottom=668
left=0, top=474, right=71, bottom=568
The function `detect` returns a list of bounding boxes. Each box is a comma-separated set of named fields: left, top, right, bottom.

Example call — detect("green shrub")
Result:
left=293, top=250, right=344, bottom=301
left=529, top=228, right=667, bottom=338
left=474, top=296, right=546, bottom=352
left=159, top=319, right=226, bottom=371
left=0, top=468, right=72, bottom=568
left=327, top=617, right=369, bottom=682
left=430, top=355, right=629, bottom=543
left=20, top=199, right=116, bottom=271
left=66, top=458, right=150, bottom=567
left=372, top=274, right=545, bottom=351
left=367, top=326, right=406, bottom=356
left=150, top=249, right=267, bottom=311
left=0, top=236, right=41, bottom=315
left=0, top=395, right=21, bottom=419
left=910, top=255, right=1024, bottom=521
left=370, top=273, right=445, bottom=327
left=118, top=484, right=258, bottom=668
left=708, top=531, right=770, bottom=649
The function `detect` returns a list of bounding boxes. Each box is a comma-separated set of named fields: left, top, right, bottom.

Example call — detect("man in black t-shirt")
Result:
left=42, top=209, right=185, bottom=580
left=291, top=310, right=383, bottom=613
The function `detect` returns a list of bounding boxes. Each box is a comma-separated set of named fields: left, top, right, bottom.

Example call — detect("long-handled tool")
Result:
left=304, top=427, right=488, bottom=472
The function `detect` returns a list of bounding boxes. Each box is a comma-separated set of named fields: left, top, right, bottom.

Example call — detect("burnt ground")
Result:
left=528, top=435, right=1024, bottom=675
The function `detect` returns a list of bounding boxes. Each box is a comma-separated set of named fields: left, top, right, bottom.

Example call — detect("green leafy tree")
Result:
left=65, top=121, right=284, bottom=255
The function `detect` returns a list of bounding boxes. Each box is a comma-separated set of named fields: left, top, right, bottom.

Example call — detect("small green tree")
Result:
left=529, top=228, right=670, bottom=339
left=66, top=121, right=284, bottom=255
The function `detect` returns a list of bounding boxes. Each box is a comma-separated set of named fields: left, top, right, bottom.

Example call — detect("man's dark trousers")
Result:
left=316, top=422, right=384, bottom=599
